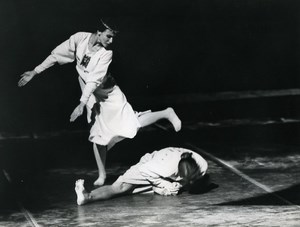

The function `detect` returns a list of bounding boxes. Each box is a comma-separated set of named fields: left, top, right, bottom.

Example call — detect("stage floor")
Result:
left=1, top=121, right=300, bottom=226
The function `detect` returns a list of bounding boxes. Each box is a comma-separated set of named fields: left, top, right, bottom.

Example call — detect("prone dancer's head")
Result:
left=178, top=152, right=202, bottom=187
left=178, top=152, right=214, bottom=194
left=96, top=18, right=119, bottom=49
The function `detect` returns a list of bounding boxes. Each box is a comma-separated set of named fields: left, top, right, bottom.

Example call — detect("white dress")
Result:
left=34, top=32, right=142, bottom=148
left=116, top=147, right=208, bottom=195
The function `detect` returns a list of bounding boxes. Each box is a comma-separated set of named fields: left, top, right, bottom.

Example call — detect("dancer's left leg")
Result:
left=75, top=179, right=135, bottom=205
left=93, top=143, right=107, bottom=186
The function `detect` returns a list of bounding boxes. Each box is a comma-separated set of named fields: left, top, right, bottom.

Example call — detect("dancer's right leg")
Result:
left=75, top=179, right=134, bottom=205
left=93, top=143, right=107, bottom=186
left=138, top=107, right=182, bottom=132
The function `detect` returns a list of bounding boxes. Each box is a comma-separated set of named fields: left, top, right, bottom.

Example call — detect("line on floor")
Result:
left=2, top=169, right=41, bottom=227
left=185, top=143, right=300, bottom=209
left=154, top=123, right=169, bottom=131
left=131, top=88, right=300, bottom=104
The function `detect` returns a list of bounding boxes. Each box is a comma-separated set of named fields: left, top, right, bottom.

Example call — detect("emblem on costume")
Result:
left=80, top=55, right=91, bottom=68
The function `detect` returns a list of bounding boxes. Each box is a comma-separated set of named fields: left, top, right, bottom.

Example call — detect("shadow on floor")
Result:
left=218, top=183, right=300, bottom=206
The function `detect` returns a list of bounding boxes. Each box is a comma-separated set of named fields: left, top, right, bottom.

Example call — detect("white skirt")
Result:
left=78, top=76, right=144, bottom=148
left=89, top=85, right=144, bottom=148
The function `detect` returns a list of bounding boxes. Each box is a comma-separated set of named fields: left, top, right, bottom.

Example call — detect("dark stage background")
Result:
left=0, top=0, right=299, bottom=133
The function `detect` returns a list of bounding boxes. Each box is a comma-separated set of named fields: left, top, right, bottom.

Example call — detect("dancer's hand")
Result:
left=70, top=102, right=85, bottom=122
left=18, top=70, right=37, bottom=87
left=152, top=182, right=181, bottom=196
left=167, top=182, right=181, bottom=195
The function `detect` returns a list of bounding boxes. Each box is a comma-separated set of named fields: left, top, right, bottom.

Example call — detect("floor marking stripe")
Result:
left=2, top=169, right=41, bottom=227
left=130, top=88, right=300, bottom=104
left=154, top=123, right=168, bottom=131
left=185, top=143, right=300, bottom=208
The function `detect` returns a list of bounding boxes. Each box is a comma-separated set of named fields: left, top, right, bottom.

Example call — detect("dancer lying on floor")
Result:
left=75, top=147, right=213, bottom=205
left=18, top=18, right=182, bottom=186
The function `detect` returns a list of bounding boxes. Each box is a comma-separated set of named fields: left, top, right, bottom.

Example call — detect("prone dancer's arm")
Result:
left=139, top=162, right=181, bottom=195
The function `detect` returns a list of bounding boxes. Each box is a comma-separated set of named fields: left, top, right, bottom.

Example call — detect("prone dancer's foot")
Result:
left=75, top=179, right=89, bottom=206
left=93, top=176, right=106, bottom=187
left=166, top=108, right=182, bottom=132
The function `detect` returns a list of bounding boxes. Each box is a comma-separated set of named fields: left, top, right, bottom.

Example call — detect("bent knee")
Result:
left=112, top=181, right=134, bottom=193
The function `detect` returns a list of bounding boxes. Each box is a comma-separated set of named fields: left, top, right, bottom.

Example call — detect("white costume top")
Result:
left=139, top=147, right=208, bottom=185
left=34, top=32, right=112, bottom=109
left=34, top=32, right=142, bottom=147
left=117, top=147, right=208, bottom=195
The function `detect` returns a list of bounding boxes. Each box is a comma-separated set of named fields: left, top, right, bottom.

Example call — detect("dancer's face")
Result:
left=97, top=29, right=116, bottom=48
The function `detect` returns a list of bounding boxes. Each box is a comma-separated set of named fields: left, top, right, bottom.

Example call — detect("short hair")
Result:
left=178, top=152, right=200, bottom=183
left=179, top=153, right=218, bottom=194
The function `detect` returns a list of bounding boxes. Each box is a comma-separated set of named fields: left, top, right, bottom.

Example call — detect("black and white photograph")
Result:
left=0, top=0, right=299, bottom=226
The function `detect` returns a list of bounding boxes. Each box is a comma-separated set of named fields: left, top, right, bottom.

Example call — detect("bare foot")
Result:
left=93, top=176, right=106, bottom=187
left=166, top=108, right=182, bottom=132
left=75, top=179, right=88, bottom=205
